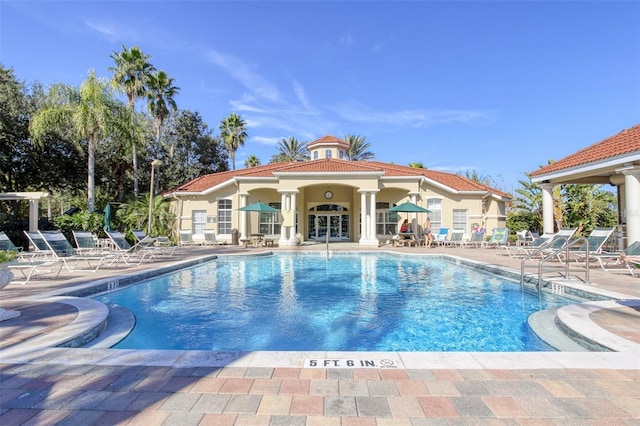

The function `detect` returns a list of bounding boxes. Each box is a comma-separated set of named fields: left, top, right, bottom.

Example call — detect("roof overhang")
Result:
left=531, top=152, right=640, bottom=185
left=0, top=191, right=49, bottom=200
left=273, top=171, right=384, bottom=178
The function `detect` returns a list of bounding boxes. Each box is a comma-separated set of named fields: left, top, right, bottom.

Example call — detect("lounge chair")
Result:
left=23, top=231, right=56, bottom=259
left=39, top=230, right=122, bottom=272
left=179, top=230, right=201, bottom=246
left=8, top=259, right=64, bottom=285
left=567, top=227, right=616, bottom=264
left=132, top=229, right=177, bottom=255
left=510, top=228, right=578, bottom=259
left=0, top=231, right=39, bottom=261
left=105, top=230, right=161, bottom=263
left=203, top=230, right=226, bottom=246
left=462, top=231, right=486, bottom=248
left=498, top=233, right=553, bottom=257
left=482, top=228, right=510, bottom=249
left=72, top=230, right=102, bottom=254
left=443, top=230, right=465, bottom=247
left=434, top=228, right=449, bottom=246
left=590, top=241, right=640, bottom=277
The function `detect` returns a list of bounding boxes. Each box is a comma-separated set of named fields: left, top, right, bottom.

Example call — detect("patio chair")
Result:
left=515, top=230, right=535, bottom=246
left=499, top=233, right=553, bottom=257
left=510, top=228, right=578, bottom=259
left=132, top=229, right=177, bottom=255
left=39, top=230, right=123, bottom=272
left=8, top=259, right=64, bottom=285
left=203, top=229, right=226, bottom=246
left=590, top=241, right=640, bottom=277
left=481, top=228, right=510, bottom=249
left=23, top=231, right=56, bottom=260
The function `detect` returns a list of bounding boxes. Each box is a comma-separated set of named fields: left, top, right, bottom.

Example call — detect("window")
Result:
left=313, top=151, right=318, bottom=160
left=259, top=203, right=281, bottom=235
left=375, top=202, right=399, bottom=235
left=192, top=210, right=207, bottom=235
left=339, top=150, right=345, bottom=159
left=452, top=209, right=467, bottom=231
left=217, top=199, right=232, bottom=234
left=325, top=149, right=332, bottom=158
left=426, top=198, right=442, bottom=233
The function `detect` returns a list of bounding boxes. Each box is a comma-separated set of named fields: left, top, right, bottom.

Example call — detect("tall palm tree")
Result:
left=29, top=71, right=126, bottom=212
left=147, top=70, right=180, bottom=157
left=244, top=154, right=261, bottom=168
left=219, top=113, right=247, bottom=170
left=109, top=45, right=156, bottom=197
left=345, top=134, right=374, bottom=161
left=271, top=136, right=309, bottom=163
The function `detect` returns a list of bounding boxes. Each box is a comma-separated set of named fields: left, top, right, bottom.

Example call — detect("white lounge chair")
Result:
left=203, top=230, right=226, bottom=246
left=39, top=230, right=123, bottom=272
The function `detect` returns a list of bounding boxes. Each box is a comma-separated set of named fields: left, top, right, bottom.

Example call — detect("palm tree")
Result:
left=345, top=134, right=374, bottom=161
left=409, top=162, right=425, bottom=168
left=271, top=137, right=309, bottom=163
left=29, top=71, right=126, bottom=212
left=219, top=113, right=247, bottom=170
left=244, top=154, right=261, bottom=168
left=109, top=45, right=156, bottom=197
left=147, top=70, right=180, bottom=157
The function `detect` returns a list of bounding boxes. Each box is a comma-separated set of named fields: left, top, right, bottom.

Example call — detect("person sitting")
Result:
left=423, top=217, right=433, bottom=247
left=400, top=219, right=409, bottom=233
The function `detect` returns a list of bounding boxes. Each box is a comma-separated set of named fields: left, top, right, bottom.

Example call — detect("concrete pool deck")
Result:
left=1, top=244, right=639, bottom=424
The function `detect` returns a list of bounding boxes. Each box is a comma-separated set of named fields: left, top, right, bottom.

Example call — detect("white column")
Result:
left=288, top=192, right=298, bottom=244
left=359, top=191, right=367, bottom=242
left=369, top=191, right=378, bottom=245
left=239, top=194, right=248, bottom=240
left=29, top=199, right=39, bottom=232
left=622, top=167, right=640, bottom=247
left=540, top=183, right=555, bottom=235
left=279, top=192, right=288, bottom=245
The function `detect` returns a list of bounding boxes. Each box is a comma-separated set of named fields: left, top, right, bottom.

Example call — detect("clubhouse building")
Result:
left=164, top=135, right=511, bottom=246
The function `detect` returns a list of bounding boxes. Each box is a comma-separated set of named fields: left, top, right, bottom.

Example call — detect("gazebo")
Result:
left=0, top=192, right=49, bottom=232
left=530, top=124, right=640, bottom=249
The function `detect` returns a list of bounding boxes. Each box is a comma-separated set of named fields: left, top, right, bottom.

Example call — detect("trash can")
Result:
left=231, top=229, right=239, bottom=245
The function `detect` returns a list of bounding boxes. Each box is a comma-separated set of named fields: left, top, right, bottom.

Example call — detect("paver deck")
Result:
left=1, top=243, right=639, bottom=424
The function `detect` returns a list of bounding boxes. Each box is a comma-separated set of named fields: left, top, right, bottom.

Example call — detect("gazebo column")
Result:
left=239, top=193, right=248, bottom=240
left=540, top=183, right=555, bottom=235
left=29, top=199, right=39, bottom=232
left=620, top=166, right=640, bottom=247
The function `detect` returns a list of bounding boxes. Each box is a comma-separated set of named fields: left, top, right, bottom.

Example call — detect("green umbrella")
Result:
left=237, top=202, right=280, bottom=213
left=388, top=202, right=431, bottom=213
left=103, top=204, right=112, bottom=231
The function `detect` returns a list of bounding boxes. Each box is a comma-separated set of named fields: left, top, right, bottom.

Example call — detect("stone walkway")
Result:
left=1, top=244, right=639, bottom=424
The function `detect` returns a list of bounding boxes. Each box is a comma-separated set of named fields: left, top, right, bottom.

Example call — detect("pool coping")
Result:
left=2, top=250, right=639, bottom=371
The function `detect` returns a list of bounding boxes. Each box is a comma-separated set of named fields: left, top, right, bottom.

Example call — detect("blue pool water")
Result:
left=96, top=252, right=573, bottom=351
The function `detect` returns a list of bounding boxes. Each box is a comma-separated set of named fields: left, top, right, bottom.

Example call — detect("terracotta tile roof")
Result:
left=307, top=135, right=349, bottom=148
left=531, top=124, right=640, bottom=177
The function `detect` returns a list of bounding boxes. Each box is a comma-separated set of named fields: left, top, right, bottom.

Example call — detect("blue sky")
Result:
left=2, top=1, right=639, bottom=192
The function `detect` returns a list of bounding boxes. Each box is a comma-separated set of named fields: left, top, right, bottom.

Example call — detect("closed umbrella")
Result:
left=103, top=204, right=112, bottom=231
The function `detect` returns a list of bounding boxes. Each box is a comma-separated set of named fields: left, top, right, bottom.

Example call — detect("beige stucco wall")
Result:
left=169, top=175, right=508, bottom=244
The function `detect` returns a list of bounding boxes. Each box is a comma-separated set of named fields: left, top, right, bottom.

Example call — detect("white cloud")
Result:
left=204, top=49, right=280, bottom=103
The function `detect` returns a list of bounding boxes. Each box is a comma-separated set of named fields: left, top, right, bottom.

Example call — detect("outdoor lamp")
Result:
left=148, top=159, right=163, bottom=236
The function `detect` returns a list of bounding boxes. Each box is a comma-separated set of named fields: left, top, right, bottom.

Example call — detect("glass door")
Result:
left=309, top=214, right=348, bottom=241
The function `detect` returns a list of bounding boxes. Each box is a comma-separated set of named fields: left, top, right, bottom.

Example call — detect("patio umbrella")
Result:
left=388, top=202, right=431, bottom=213
left=103, top=204, right=112, bottom=231
left=237, top=201, right=280, bottom=213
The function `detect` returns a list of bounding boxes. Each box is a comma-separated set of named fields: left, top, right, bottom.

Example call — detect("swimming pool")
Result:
left=95, top=252, right=573, bottom=352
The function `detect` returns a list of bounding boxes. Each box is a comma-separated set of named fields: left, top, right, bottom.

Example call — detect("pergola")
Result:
left=0, top=192, right=49, bottom=231
left=530, top=124, right=640, bottom=249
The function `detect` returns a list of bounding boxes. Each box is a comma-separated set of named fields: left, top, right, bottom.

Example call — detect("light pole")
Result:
left=148, top=159, right=162, bottom=236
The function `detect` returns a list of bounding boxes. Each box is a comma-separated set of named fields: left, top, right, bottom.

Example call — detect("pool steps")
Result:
left=81, top=304, right=135, bottom=349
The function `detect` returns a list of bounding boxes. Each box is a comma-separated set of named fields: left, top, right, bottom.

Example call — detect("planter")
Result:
left=0, top=264, right=20, bottom=321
